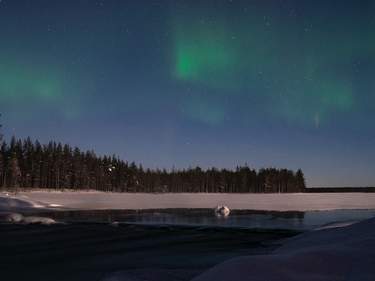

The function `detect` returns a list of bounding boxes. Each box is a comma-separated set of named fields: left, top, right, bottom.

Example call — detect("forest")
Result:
left=0, top=134, right=306, bottom=193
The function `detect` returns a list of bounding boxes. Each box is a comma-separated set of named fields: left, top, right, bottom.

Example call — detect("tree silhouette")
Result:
left=0, top=133, right=306, bottom=193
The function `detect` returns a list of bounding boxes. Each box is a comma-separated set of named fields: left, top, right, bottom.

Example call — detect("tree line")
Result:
left=0, top=136, right=306, bottom=193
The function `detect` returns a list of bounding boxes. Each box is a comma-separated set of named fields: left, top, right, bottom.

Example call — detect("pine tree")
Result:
left=0, top=116, right=3, bottom=188
left=0, top=150, right=3, bottom=188
left=8, top=153, right=21, bottom=190
left=0, top=131, right=307, bottom=193
left=296, top=169, right=306, bottom=191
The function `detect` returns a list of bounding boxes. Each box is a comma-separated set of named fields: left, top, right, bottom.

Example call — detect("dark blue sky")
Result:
left=1, top=0, right=375, bottom=186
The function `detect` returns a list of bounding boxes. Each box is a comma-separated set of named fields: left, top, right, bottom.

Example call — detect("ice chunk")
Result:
left=48, top=203, right=63, bottom=208
left=215, top=205, right=230, bottom=217
left=0, top=213, right=56, bottom=225
left=5, top=213, right=24, bottom=223
left=22, top=216, right=56, bottom=225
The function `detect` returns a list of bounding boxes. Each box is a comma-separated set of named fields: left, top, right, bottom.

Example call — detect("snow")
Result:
left=314, top=221, right=358, bottom=230
left=192, top=217, right=375, bottom=281
left=0, top=193, right=48, bottom=211
left=0, top=193, right=57, bottom=224
left=22, top=216, right=57, bottom=225
left=1, top=191, right=375, bottom=211
left=48, top=203, right=63, bottom=208
left=0, top=191, right=374, bottom=280
left=4, top=212, right=24, bottom=223
left=215, top=205, right=230, bottom=217
left=0, top=212, right=57, bottom=225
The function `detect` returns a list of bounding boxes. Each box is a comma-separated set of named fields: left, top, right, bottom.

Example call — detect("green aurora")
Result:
left=172, top=3, right=374, bottom=126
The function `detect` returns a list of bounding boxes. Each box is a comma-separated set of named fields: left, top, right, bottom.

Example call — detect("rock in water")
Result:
left=22, top=216, right=56, bottom=225
left=215, top=205, right=230, bottom=217
left=5, top=213, right=24, bottom=223
left=1, top=213, right=56, bottom=225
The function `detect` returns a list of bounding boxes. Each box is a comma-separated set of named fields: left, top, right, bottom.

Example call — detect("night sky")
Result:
left=1, top=0, right=375, bottom=187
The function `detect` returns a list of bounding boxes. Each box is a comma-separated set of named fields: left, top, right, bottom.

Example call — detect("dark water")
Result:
left=36, top=208, right=375, bottom=230
left=1, top=209, right=375, bottom=281
left=0, top=223, right=298, bottom=281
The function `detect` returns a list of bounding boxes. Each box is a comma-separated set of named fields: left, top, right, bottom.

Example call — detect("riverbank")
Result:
left=1, top=191, right=375, bottom=281
left=192, top=217, right=375, bottom=281
left=2, top=191, right=375, bottom=212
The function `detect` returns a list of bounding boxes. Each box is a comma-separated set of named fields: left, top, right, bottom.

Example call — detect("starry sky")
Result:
left=1, top=0, right=375, bottom=187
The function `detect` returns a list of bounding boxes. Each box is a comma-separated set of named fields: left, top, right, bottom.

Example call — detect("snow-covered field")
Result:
left=2, top=191, right=375, bottom=211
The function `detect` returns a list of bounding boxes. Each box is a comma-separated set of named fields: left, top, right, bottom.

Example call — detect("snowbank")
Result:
left=0, top=212, right=57, bottom=225
left=0, top=193, right=60, bottom=224
left=2, top=191, right=375, bottom=211
left=192, top=217, right=375, bottom=281
left=0, top=193, right=47, bottom=211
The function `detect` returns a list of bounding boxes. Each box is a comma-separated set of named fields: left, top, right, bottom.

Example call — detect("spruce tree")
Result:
left=0, top=116, right=3, bottom=188
left=8, top=153, right=21, bottom=190
left=296, top=169, right=306, bottom=191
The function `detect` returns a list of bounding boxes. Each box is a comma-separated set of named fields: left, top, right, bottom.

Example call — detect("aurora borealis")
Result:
left=1, top=0, right=375, bottom=186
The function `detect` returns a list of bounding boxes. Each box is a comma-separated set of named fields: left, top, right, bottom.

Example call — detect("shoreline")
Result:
left=1, top=191, right=375, bottom=281
left=2, top=191, right=375, bottom=212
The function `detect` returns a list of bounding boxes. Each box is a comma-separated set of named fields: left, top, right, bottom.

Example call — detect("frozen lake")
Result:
left=7, top=191, right=375, bottom=211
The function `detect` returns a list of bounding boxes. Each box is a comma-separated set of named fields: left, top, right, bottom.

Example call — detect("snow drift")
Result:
left=0, top=212, right=57, bottom=225
left=192, top=217, right=375, bottom=281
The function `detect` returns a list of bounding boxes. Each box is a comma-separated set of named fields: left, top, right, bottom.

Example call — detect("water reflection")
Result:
left=33, top=208, right=375, bottom=230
